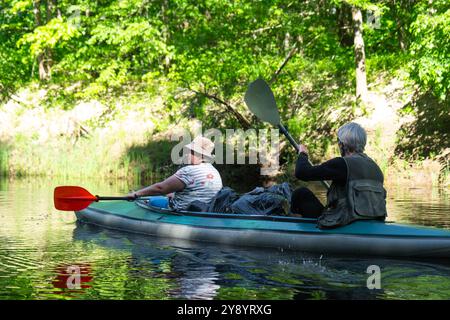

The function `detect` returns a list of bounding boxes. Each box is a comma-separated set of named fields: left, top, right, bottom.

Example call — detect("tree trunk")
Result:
left=45, top=0, right=53, bottom=79
left=33, top=0, right=52, bottom=80
left=352, top=7, right=368, bottom=102
left=33, top=1, right=46, bottom=80
left=45, top=0, right=52, bottom=22
left=397, top=21, right=407, bottom=51
left=392, top=0, right=407, bottom=51
left=54, top=0, right=62, bottom=18
left=336, top=4, right=353, bottom=47
left=33, top=0, right=41, bottom=27
left=161, top=0, right=171, bottom=69
left=45, top=48, right=53, bottom=79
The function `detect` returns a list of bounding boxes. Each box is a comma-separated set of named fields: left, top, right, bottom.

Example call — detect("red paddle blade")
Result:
left=54, top=186, right=98, bottom=211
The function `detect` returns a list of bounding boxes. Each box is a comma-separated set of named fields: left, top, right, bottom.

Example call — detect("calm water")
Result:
left=0, top=177, right=449, bottom=300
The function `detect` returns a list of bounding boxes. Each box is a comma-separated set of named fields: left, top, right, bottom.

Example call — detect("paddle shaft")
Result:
left=97, top=196, right=136, bottom=201
left=278, top=124, right=300, bottom=152
left=278, top=124, right=330, bottom=190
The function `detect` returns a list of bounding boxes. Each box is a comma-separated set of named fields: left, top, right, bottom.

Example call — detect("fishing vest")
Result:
left=317, top=153, right=387, bottom=229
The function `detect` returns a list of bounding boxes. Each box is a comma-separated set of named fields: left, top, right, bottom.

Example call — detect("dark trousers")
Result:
left=290, top=187, right=324, bottom=218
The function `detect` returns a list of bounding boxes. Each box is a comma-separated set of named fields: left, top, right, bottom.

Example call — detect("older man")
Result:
left=292, top=122, right=387, bottom=228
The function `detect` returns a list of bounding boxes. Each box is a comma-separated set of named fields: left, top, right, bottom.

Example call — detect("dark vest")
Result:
left=317, top=153, right=387, bottom=229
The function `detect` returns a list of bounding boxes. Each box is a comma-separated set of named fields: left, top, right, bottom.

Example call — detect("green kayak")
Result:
left=75, top=197, right=450, bottom=258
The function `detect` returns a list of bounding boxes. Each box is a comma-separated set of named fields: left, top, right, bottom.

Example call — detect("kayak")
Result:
left=75, top=197, right=450, bottom=258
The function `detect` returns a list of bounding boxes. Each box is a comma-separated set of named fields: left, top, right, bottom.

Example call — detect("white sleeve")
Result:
left=174, top=166, right=194, bottom=186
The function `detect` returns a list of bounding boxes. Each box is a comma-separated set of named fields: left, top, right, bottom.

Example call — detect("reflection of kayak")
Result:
left=75, top=197, right=450, bottom=258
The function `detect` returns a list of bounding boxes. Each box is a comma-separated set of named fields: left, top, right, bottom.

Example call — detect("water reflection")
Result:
left=0, top=178, right=450, bottom=299
left=67, top=223, right=450, bottom=300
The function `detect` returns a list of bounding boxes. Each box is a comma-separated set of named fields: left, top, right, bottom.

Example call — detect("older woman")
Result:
left=128, top=136, right=223, bottom=211
left=292, top=122, right=387, bottom=228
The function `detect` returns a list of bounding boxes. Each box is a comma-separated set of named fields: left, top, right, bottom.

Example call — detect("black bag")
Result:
left=207, top=187, right=239, bottom=213
left=185, top=200, right=210, bottom=212
left=267, top=182, right=292, bottom=204
left=199, top=183, right=292, bottom=215
left=230, top=183, right=292, bottom=215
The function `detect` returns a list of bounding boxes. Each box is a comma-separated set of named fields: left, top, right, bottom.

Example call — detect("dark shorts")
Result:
left=290, top=187, right=324, bottom=218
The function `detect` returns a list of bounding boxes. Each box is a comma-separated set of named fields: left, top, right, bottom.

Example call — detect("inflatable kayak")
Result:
left=75, top=197, right=450, bottom=258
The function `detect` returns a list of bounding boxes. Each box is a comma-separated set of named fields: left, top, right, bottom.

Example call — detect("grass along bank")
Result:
left=0, top=84, right=180, bottom=182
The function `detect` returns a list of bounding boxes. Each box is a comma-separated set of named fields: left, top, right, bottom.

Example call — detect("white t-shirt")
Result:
left=171, top=163, right=223, bottom=211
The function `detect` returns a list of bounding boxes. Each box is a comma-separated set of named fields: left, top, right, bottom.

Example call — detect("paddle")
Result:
left=54, top=186, right=137, bottom=211
left=244, top=78, right=330, bottom=190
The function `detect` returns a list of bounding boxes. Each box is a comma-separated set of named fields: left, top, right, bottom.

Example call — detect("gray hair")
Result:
left=337, top=122, right=367, bottom=153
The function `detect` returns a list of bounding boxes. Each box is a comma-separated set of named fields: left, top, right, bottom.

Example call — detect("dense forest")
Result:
left=0, top=0, right=449, bottom=185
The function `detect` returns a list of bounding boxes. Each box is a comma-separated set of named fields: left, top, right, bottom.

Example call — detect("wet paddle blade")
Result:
left=244, top=78, right=280, bottom=126
left=54, top=186, right=97, bottom=211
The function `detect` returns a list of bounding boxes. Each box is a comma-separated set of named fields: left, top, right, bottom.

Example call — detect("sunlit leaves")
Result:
left=18, top=17, right=80, bottom=56
left=9, top=0, right=33, bottom=14
left=1, top=0, right=448, bottom=152
left=409, top=2, right=449, bottom=100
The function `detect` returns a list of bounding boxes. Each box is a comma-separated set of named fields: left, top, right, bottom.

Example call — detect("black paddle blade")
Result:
left=244, top=78, right=280, bottom=126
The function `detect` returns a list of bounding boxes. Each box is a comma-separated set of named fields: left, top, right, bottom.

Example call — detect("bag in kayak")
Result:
left=185, top=200, right=210, bottom=212
left=266, top=182, right=292, bottom=204
left=207, top=187, right=239, bottom=213
left=230, top=183, right=292, bottom=215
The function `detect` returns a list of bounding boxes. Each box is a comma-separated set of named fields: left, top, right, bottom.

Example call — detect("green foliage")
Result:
left=0, top=0, right=33, bottom=101
left=2, top=0, right=448, bottom=102
left=1, top=0, right=449, bottom=182
left=408, top=0, right=449, bottom=100
left=18, top=17, right=80, bottom=56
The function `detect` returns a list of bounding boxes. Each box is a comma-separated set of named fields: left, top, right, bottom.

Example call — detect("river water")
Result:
left=0, top=177, right=449, bottom=300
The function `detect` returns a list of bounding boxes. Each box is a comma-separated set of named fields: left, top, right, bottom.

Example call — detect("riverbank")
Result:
left=0, top=83, right=178, bottom=182
left=0, top=77, right=448, bottom=188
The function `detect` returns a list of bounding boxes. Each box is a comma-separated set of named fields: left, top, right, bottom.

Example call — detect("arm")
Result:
left=295, top=153, right=347, bottom=182
left=132, top=175, right=185, bottom=197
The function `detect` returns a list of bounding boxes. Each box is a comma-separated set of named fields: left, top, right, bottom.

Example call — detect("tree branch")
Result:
left=269, top=34, right=320, bottom=84
left=0, top=85, right=27, bottom=107
left=188, top=86, right=251, bottom=129
left=269, top=45, right=298, bottom=84
left=249, top=24, right=282, bottom=35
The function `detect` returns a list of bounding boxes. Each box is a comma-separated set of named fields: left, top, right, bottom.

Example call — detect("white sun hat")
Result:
left=184, top=136, right=215, bottom=160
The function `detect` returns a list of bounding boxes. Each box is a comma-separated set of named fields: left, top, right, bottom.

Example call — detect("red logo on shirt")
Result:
left=206, top=173, right=214, bottom=179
